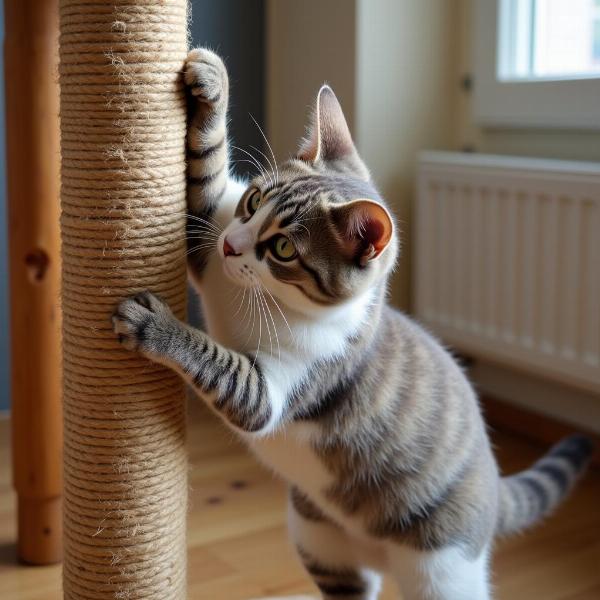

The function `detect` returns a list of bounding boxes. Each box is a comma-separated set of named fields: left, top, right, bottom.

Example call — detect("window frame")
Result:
left=473, top=0, right=600, bottom=129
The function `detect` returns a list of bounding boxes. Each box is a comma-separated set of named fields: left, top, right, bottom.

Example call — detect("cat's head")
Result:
left=220, top=86, right=398, bottom=316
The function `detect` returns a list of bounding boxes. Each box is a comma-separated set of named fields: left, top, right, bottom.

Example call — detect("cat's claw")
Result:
left=111, top=291, right=175, bottom=354
left=184, top=48, right=228, bottom=107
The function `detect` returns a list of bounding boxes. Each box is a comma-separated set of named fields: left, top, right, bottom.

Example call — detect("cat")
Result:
left=112, top=48, right=593, bottom=600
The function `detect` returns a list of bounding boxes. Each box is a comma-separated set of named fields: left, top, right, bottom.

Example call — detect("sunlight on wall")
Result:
left=355, top=0, right=458, bottom=309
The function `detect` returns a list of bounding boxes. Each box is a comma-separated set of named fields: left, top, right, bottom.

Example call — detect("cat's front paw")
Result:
left=112, top=291, right=178, bottom=357
left=184, top=48, right=228, bottom=108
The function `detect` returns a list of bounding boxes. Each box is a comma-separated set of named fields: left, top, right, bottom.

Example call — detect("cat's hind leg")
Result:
left=390, top=543, right=491, bottom=600
left=288, top=487, right=382, bottom=600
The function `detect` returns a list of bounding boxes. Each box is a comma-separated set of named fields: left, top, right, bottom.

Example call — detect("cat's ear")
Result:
left=298, top=85, right=369, bottom=180
left=331, top=199, right=394, bottom=265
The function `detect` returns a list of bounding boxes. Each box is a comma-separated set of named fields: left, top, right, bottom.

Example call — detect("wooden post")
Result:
left=5, top=0, right=62, bottom=564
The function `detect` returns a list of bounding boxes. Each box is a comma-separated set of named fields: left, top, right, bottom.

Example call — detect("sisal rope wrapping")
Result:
left=59, top=1, right=188, bottom=598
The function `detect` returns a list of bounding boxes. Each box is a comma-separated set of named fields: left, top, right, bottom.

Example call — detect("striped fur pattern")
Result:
left=297, top=546, right=380, bottom=600
left=112, top=49, right=594, bottom=600
left=113, top=290, right=272, bottom=433
left=497, top=434, right=594, bottom=535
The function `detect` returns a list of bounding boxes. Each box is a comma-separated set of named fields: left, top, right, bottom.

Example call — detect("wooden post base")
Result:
left=17, top=496, right=62, bottom=565
left=5, top=0, right=63, bottom=566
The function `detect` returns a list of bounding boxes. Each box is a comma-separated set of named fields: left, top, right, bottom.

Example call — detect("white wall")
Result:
left=266, top=0, right=357, bottom=161
left=355, top=0, right=458, bottom=308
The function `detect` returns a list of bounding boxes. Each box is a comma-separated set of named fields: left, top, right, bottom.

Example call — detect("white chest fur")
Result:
left=248, top=424, right=362, bottom=532
left=249, top=424, right=329, bottom=493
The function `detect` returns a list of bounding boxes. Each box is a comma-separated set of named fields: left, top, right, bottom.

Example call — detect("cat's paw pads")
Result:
left=112, top=291, right=173, bottom=353
left=184, top=48, right=228, bottom=106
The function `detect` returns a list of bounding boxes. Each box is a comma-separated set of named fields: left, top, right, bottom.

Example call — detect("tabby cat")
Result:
left=112, top=48, right=593, bottom=600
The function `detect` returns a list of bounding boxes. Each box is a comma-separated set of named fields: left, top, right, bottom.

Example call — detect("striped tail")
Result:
left=496, top=434, right=594, bottom=535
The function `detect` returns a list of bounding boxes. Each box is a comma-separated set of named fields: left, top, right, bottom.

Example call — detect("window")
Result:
left=474, top=0, right=600, bottom=128
left=499, top=0, right=600, bottom=81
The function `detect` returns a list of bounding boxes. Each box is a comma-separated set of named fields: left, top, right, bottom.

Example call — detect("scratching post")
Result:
left=59, top=1, right=188, bottom=598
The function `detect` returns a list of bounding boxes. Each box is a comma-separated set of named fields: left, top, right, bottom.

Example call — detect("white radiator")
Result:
left=415, top=151, right=600, bottom=395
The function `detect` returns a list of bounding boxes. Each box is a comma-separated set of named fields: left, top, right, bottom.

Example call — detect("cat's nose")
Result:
left=222, top=228, right=253, bottom=257
left=223, top=238, right=239, bottom=257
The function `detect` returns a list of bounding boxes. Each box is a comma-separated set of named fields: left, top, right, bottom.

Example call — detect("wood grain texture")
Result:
left=1, top=403, right=599, bottom=599
left=4, top=0, right=62, bottom=565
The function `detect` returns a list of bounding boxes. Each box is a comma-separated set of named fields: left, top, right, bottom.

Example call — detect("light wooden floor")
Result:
left=1, top=402, right=599, bottom=599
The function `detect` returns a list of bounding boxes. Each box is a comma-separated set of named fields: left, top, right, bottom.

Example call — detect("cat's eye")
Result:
left=247, top=190, right=262, bottom=215
left=270, top=235, right=297, bottom=261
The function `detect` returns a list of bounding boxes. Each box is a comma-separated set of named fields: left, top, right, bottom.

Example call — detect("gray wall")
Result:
left=0, top=0, right=265, bottom=411
left=190, top=0, right=266, bottom=178
left=188, top=0, right=266, bottom=321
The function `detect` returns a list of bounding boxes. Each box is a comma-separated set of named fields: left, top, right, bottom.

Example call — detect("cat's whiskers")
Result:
left=296, top=199, right=317, bottom=218
left=257, top=289, right=274, bottom=361
left=185, top=241, right=218, bottom=257
left=231, top=158, right=267, bottom=180
left=251, top=287, right=263, bottom=369
left=186, top=218, right=221, bottom=229
left=186, top=214, right=223, bottom=235
left=231, top=145, right=273, bottom=187
left=185, top=243, right=218, bottom=250
left=228, top=285, right=242, bottom=308
left=185, top=231, right=221, bottom=242
left=185, top=240, right=219, bottom=251
left=171, top=234, right=215, bottom=248
left=185, top=227, right=221, bottom=238
left=185, top=234, right=221, bottom=246
left=173, top=225, right=221, bottom=239
left=186, top=235, right=221, bottom=245
left=259, top=287, right=281, bottom=364
left=186, top=229, right=221, bottom=239
left=240, top=286, right=253, bottom=333
left=249, top=144, right=277, bottom=187
left=186, top=220, right=221, bottom=234
left=239, top=291, right=251, bottom=345
left=243, top=289, right=258, bottom=350
left=185, top=236, right=218, bottom=244
left=186, top=212, right=222, bottom=227
left=293, top=207, right=320, bottom=238
left=231, top=158, right=261, bottom=178
left=293, top=223, right=311, bottom=238
left=255, top=291, right=267, bottom=357
left=261, top=285, right=294, bottom=340
left=295, top=202, right=319, bottom=223
left=249, top=113, right=280, bottom=186
left=231, top=286, right=247, bottom=318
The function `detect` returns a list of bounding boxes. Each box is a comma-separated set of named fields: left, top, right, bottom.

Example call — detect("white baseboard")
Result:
left=470, top=360, right=600, bottom=434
